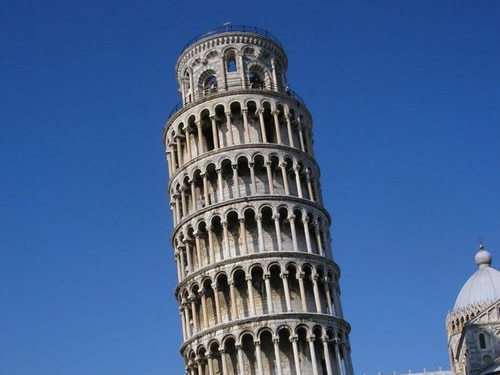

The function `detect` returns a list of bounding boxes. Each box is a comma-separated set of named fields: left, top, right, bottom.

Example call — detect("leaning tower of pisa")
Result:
left=163, top=25, right=354, bottom=375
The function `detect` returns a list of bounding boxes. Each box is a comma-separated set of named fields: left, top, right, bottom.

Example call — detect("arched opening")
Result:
left=233, top=269, right=248, bottom=319
left=216, top=274, right=232, bottom=322
left=227, top=210, right=241, bottom=257
left=251, top=266, right=267, bottom=315
left=278, top=328, right=296, bottom=375
left=261, top=206, right=277, bottom=251
left=237, top=156, right=251, bottom=196
left=241, top=333, right=257, bottom=375
left=244, top=208, right=258, bottom=253
left=260, top=330, right=277, bottom=375
left=224, top=337, right=239, bottom=375
left=254, top=155, right=269, bottom=194
left=297, top=326, right=313, bottom=374
left=225, top=50, right=237, bottom=72
left=230, top=101, right=244, bottom=144
left=269, top=264, right=286, bottom=313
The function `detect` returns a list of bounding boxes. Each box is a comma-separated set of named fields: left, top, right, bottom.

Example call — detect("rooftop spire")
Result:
left=475, top=242, right=492, bottom=268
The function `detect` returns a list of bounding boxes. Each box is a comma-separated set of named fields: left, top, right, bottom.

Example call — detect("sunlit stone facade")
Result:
left=163, top=26, right=354, bottom=375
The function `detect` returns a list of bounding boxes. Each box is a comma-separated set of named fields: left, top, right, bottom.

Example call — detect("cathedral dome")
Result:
left=454, top=244, right=500, bottom=310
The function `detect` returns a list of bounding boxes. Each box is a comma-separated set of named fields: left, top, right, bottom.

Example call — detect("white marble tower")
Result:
left=163, top=25, right=354, bottom=375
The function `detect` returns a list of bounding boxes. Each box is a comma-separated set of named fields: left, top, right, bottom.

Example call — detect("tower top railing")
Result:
left=166, top=82, right=304, bottom=123
left=179, top=25, right=283, bottom=57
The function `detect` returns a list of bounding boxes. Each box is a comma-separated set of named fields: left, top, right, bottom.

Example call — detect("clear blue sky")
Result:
left=1, top=1, right=499, bottom=374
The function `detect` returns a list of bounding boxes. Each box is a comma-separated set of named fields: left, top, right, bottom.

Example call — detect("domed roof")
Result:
left=454, top=244, right=500, bottom=310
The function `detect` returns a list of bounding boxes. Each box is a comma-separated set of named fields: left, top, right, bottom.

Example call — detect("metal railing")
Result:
left=166, top=83, right=304, bottom=122
left=179, top=25, right=283, bottom=57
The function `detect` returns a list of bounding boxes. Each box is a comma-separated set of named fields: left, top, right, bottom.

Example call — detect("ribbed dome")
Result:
left=454, top=244, right=500, bottom=310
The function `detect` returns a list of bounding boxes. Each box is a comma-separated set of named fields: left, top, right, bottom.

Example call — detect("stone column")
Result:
left=180, top=186, right=187, bottom=216
left=257, top=108, right=267, bottom=143
left=280, top=163, right=290, bottom=194
left=256, top=215, right=264, bottom=252
left=225, top=111, right=234, bottom=145
left=222, top=221, right=231, bottom=257
left=196, top=120, right=204, bottom=154
left=289, top=215, right=298, bottom=252
left=237, top=52, right=245, bottom=88
left=271, top=58, right=278, bottom=89
left=239, top=218, right=248, bottom=254
left=210, top=116, right=219, bottom=149
left=294, top=166, right=303, bottom=198
left=200, top=289, right=208, bottom=328
left=264, top=273, right=273, bottom=313
left=246, top=276, right=256, bottom=316
left=194, top=231, right=202, bottom=268
left=180, top=307, right=187, bottom=341
left=236, top=345, right=246, bottom=375
left=207, top=225, right=215, bottom=263
left=249, top=162, right=257, bottom=194
left=254, top=340, right=264, bottom=375
left=185, top=242, right=193, bottom=274
left=322, top=337, right=334, bottom=375
left=334, top=339, right=343, bottom=375
left=290, top=335, right=302, bottom=375
left=272, top=110, right=282, bottom=144
left=229, top=280, right=238, bottom=320
left=297, top=120, right=306, bottom=152
left=179, top=247, right=186, bottom=280
left=183, top=302, right=191, bottom=338
left=286, top=112, right=295, bottom=148
left=314, top=221, right=324, bottom=256
left=176, top=136, right=183, bottom=166
left=242, top=108, right=250, bottom=143
left=312, top=274, right=322, bottom=313
left=175, top=250, right=181, bottom=281
left=303, top=216, right=313, bottom=254
left=308, top=337, right=320, bottom=375
left=202, top=173, right=209, bottom=207
left=232, top=164, right=240, bottom=198
left=174, top=194, right=181, bottom=223
left=190, top=179, right=197, bottom=211
left=220, top=349, right=229, bottom=375
left=166, top=151, right=173, bottom=177
left=273, top=214, right=283, bottom=251
left=306, top=171, right=314, bottom=201
left=273, top=337, right=283, bottom=375
left=297, top=272, right=307, bottom=312
left=342, top=342, right=353, bottom=375
left=324, top=277, right=333, bottom=315
left=265, top=161, right=274, bottom=194
left=216, top=169, right=223, bottom=201
left=185, top=126, right=192, bottom=160
left=207, top=354, right=215, bottom=375
left=190, top=295, right=198, bottom=333
left=281, top=272, right=292, bottom=311
left=213, top=284, right=222, bottom=324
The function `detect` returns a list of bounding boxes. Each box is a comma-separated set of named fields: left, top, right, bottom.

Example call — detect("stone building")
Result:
left=162, top=25, right=354, bottom=375
left=446, top=245, right=500, bottom=375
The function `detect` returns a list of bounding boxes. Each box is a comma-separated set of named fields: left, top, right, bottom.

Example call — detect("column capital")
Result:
left=235, top=344, right=242, bottom=350
left=289, top=335, right=299, bottom=343
left=280, top=272, right=289, bottom=279
left=209, top=115, right=216, bottom=121
left=238, top=217, right=246, bottom=224
left=263, top=273, right=271, bottom=280
left=272, top=109, right=280, bottom=116
left=307, top=336, right=316, bottom=343
left=225, top=111, right=232, bottom=117
left=232, top=164, right=238, bottom=170
left=253, top=340, right=261, bottom=346
left=272, top=336, right=280, bottom=344
left=256, top=107, right=265, bottom=114
left=246, top=275, right=253, bottom=282
left=241, top=107, right=248, bottom=113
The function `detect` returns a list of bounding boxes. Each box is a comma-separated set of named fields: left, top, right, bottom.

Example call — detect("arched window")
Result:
left=249, top=72, right=264, bottom=89
left=225, top=50, right=237, bottom=72
left=479, top=333, right=487, bottom=349
left=204, top=75, right=218, bottom=96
